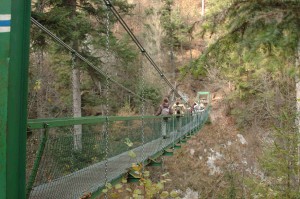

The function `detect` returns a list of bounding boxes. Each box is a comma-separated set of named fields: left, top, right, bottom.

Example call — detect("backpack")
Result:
left=161, top=105, right=171, bottom=115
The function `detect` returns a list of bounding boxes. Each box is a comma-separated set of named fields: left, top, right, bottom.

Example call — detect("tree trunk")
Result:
left=66, top=0, right=83, bottom=151
left=72, top=63, right=82, bottom=151
left=35, top=0, right=46, bottom=119
left=296, top=40, right=300, bottom=187
left=201, top=0, right=205, bottom=16
left=36, top=50, right=45, bottom=119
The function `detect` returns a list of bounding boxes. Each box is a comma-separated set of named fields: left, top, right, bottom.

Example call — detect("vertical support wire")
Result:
left=104, top=5, right=110, bottom=199
left=172, top=112, right=175, bottom=149
left=140, top=56, right=145, bottom=172
left=159, top=76, right=165, bottom=151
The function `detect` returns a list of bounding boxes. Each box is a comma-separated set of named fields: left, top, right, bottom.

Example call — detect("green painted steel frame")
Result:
left=0, top=1, right=31, bottom=199
left=28, top=115, right=175, bottom=129
left=196, top=91, right=211, bottom=105
left=0, top=2, right=11, bottom=197
left=26, top=125, right=49, bottom=199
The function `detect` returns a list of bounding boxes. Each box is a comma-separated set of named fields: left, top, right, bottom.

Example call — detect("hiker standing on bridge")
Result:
left=172, top=99, right=186, bottom=133
left=191, top=101, right=205, bottom=125
left=191, top=102, right=199, bottom=123
left=155, top=97, right=173, bottom=139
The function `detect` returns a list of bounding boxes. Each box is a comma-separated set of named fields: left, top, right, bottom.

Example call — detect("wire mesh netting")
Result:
left=26, top=1, right=210, bottom=198
left=27, top=109, right=209, bottom=199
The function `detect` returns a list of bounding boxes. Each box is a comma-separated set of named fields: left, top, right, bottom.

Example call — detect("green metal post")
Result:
left=26, top=125, right=48, bottom=199
left=0, top=2, right=11, bottom=198
left=1, top=1, right=31, bottom=199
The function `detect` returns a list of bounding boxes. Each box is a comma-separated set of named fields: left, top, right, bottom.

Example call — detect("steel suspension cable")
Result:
left=103, top=0, right=184, bottom=101
left=30, top=17, right=147, bottom=102
left=104, top=7, right=110, bottom=199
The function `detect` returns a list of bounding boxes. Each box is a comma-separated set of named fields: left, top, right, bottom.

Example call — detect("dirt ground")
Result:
left=158, top=85, right=263, bottom=198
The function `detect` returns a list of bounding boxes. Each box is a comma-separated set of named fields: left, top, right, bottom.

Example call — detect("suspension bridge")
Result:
left=1, top=1, right=210, bottom=199
left=27, top=112, right=209, bottom=199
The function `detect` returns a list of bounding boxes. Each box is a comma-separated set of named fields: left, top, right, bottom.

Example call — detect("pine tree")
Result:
left=195, top=0, right=300, bottom=196
left=31, top=0, right=137, bottom=151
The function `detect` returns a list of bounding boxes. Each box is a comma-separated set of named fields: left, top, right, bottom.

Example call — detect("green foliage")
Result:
left=191, top=0, right=300, bottom=129
left=192, top=3, right=300, bottom=197
left=117, top=101, right=135, bottom=116
left=145, top=8, right=154, bottom=16
left=28, top=45, right=76, bottom=118
left=246, top=113, right=300, bottom=198
left=159, top=0, right=191, bottom=49
left=135, top=84, right=162, bottom=109
left=195, top=0, right=300, bottom=70
left=187, top=59, right=207, bottom=78
left=50, top=126, right=106, bottom=177
left=102, top=151, right=180, bottom=198
left=226, top=172, right=237, bottom=199
left=99, top=139, right=180, bottom=198
left=32, top=7, right=91, bottom=48
left=29, top=0, right=147, bottom=117
left=112, top=34, right=138, bottom=63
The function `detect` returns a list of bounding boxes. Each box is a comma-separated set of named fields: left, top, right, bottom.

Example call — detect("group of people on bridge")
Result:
left=155, top=97, right=206, bottom=139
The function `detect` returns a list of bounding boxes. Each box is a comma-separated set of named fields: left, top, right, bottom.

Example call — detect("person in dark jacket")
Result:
left=155, top=98, right=172, bottom=139
left=155, top=98, right=172, bottom=116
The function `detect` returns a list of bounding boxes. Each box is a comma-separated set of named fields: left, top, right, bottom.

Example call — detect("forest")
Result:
left=24, top=0, right=300, bottom=198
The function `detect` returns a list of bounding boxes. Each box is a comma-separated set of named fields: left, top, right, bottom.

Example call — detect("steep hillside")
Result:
left=111, top=0, right=300, bottom=197
left=117, top=2, right=265, bottom=196
left=162, top=85, right=264, bottom=198
left=116, top=0, right=205, bottom=100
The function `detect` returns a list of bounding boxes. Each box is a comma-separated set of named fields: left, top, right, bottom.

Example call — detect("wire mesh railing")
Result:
left=26, top=108, right=210, bottom=199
